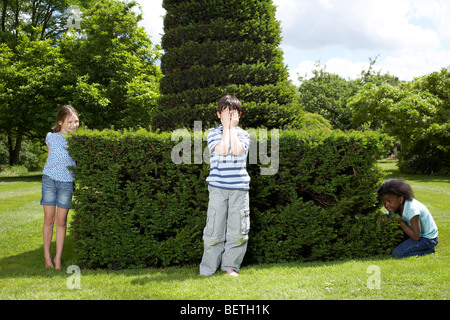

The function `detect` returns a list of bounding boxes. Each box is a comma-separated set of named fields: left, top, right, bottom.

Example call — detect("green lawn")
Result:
left=0, top=160, right=448, bottom=300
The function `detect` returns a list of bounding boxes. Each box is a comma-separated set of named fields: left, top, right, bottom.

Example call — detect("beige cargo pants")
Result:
left=200, top=185, right=250, bottom=276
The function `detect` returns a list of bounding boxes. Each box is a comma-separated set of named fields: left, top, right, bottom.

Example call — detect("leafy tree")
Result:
left=298, top=64, right=360, bottom=130
left=0, top=0, right=162, bottom=165
left=359, top=56, right=400, bottom=87
left=59, top=0, right=162, bottom=130
left=154, top=0, right=296, bottom=130
left=0, top=0, right=94, bottom=46
left=297, top=59, right=399, bottom=131
left=0, top=32, right=69, bottom=165
left=349, top=67, right=450, bottom=175
left=0, top=0, right=89, bottom=165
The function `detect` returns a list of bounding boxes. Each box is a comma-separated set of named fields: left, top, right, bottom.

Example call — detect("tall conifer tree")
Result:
left=154, top=0, right=295, bottom=130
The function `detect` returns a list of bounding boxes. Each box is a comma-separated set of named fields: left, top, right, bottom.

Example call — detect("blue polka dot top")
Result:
left=42, top=132, right=76, bottom=182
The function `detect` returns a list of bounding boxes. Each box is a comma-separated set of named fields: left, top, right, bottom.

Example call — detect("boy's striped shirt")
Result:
left=206, top=125, right=250, bottom=190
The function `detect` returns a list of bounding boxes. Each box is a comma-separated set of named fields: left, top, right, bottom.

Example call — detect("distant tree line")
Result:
left=298, top=59, right=449, bottom=175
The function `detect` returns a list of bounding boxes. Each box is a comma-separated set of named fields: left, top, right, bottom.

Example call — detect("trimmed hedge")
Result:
left=154, top=0, right=296, bottom=131
left=67, top=128, right=402, bottom=269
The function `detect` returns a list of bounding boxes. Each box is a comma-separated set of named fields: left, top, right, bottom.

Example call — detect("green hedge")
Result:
left=161, top=17, right=281, bottom=49
left=162, top=0, right=278, bottom=29
left=160, top=62, right=288, bottom=94
left=155, top=0, right=295, bottom=131
left=161, top=39, right=282, bottom=73
left=67, top=128, right=402, bottom=269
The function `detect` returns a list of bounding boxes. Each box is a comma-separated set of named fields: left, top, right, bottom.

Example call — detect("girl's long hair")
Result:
left=52, top=105, right=78, bottom=133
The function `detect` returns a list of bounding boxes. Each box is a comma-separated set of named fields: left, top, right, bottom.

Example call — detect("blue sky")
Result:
left=137, top=0, right=450, bottom=86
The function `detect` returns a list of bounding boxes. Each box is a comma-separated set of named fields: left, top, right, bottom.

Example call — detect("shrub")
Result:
left=153, top=0, right=296, bottom=130
left=350, top=67, right=450, bottom=176
left=67, top=128, right=401, bottom=269
left=246, top=130, right=401, bottom=262
left=0, top=165, right=29, bottom=178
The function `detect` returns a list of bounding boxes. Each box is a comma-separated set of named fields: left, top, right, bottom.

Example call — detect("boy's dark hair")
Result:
left=377, top=178, right=415, bottom=201
left=217, top=95, right=242, bottom=113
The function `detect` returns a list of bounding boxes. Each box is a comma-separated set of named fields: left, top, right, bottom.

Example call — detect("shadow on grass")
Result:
left=0, top=229, right=394, bottom=285
left=0, top=233, right=78, bottom=278
left=379, top=160, right=450, bottom=183
left=128, top=254, right=395, bottom=286
left=0, top=173, right=43, bottom=183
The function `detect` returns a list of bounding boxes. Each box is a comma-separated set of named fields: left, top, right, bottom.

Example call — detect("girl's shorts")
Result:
left=40, top=175, right=74, bottom=209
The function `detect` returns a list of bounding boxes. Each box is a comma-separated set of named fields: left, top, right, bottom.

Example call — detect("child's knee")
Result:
left=392, top=247, right=403, bottom=258
left=227, top=234, right=249, bottom=245
left=56, top=219, right=67, bottom=228
left=44, top=216, right=55, bottom=226
left=203, top=234, right=225, bottom=246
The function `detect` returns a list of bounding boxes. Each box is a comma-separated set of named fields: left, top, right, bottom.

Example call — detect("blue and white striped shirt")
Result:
left=206, top=125, right=250, bottom=190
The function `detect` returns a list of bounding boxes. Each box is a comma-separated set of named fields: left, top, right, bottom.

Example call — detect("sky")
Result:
left=136, top=0, right=450, bottom=86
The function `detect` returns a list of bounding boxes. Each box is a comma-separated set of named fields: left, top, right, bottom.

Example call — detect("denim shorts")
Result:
left=40, top=175, right=74, bottom=209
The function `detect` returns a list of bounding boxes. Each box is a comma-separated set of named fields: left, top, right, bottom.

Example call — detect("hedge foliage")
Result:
left=67, top=127, right=402, bottom=269
left=154, top=0, right=296, bottom=130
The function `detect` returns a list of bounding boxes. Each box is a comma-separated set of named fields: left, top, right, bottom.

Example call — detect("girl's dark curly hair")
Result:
left=377, top=178, right=415, bottom=201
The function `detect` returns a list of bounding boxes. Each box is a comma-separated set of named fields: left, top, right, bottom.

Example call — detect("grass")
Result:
left=0, top=160, right=448, bottom=300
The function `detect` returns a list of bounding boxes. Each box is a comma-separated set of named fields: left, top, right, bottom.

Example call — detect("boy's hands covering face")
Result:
left=215, top=107, right=244, bottom=156
left=230, top=109, right=239, bottom=128
left=218, top=107, right=240, bottom=129
left=220, top=107, right=231, bottom=128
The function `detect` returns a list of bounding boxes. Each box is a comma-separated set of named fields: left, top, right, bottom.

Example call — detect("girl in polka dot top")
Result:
left=40, top=105, right=79, bottom=269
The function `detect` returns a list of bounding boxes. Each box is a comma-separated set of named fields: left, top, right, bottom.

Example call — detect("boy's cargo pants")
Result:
left=200, top=185, right=250, bottom=275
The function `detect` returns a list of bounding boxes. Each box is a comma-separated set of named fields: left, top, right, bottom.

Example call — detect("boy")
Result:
left=200, top=95, right=250, bottom=277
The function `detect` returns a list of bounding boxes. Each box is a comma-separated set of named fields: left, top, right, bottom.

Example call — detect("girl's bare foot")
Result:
left=53, top=258, right=62, bottom=270
left=45, top=257, right=54, bottom=269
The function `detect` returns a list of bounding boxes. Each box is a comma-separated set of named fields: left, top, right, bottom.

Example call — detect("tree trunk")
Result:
left=8, top=134, right=22, bottom=166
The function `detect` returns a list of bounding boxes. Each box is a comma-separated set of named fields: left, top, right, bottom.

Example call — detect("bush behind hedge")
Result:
left=67, top=128, right=401, bottom=269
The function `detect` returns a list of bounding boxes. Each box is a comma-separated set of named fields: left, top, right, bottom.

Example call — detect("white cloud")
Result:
left=326, top=58, right=370, bottom=79
left=136, top=1, right=165, bottom=45
left=136, top=0, right=450, bottom=84
left=290, top=60, right=319, bottom=83
left=289, top=48, right=450, bottom=86
left=274, top=0, right=441, bottom=53
left=289, top=59, right=372, bottom=86
left=380, top=49, right=450, bottom=80
left=274, top=0, right=450, bottom=83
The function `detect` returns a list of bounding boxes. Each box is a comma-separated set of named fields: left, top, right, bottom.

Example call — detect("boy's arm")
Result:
left=214, top=108, right=231, bottom=156
left=214, top=126, right=231, bottom=156
left=229, top=127, right=244, bottom=156
left=214, top=109, right=245, bottom=156
left=215, top=127, right=245, bottom=156
left=229, top=110, right=244, bottom=156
